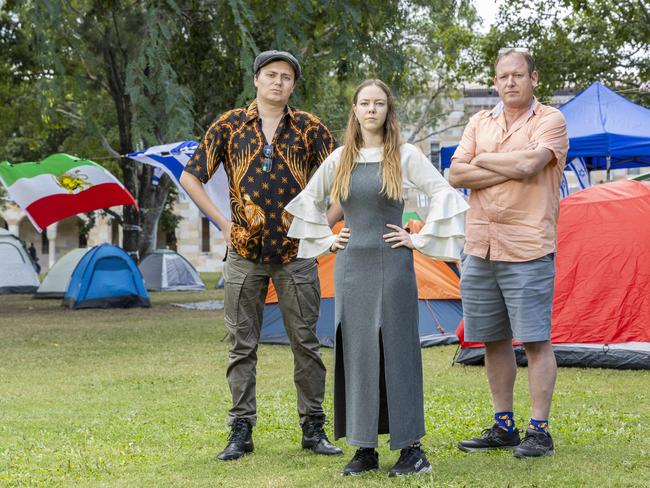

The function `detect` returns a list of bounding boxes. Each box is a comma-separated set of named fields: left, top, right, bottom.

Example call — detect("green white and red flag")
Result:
left=0, top=153, right=137, bottom=232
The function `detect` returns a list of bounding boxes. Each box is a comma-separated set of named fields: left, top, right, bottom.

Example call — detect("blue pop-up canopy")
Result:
left=440, top=82, right=650, bottom=170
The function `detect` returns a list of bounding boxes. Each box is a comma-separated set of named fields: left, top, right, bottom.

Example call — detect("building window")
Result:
left=41, top=231, right=49, bottom=254
left=417, top=193, right=430, bottom=208
left=430, top=142, right=440, bottom=171
left=201, top=217, right=210, bottom=253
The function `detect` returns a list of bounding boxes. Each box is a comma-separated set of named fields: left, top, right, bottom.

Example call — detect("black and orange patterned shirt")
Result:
left=184, top=100, right=335, bottom=264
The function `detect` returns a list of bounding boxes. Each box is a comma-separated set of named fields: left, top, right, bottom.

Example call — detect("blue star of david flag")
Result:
left=127, top=141, right=230, bottom=229
left=560, top=173, right=570, bottom=199
left=567, top=157, right=591, bottom=190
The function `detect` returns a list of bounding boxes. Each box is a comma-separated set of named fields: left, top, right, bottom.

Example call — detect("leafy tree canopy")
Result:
left=478, top=0, right=650, bottom=105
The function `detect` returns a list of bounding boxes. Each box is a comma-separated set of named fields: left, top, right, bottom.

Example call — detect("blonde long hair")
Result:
left=330, top=79, right=402, bottom=203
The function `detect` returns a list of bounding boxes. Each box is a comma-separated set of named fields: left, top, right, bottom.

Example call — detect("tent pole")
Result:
left=606, top=155, right=612, bottom=181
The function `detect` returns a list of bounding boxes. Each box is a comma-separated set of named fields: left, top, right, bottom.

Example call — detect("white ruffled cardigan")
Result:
left=285, top=143, right=469, bottom=260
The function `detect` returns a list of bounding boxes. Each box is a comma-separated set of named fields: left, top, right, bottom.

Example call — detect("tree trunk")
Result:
left=137, top=173, right=171, bottom=258
left=101, top=25, right=145, bottom=258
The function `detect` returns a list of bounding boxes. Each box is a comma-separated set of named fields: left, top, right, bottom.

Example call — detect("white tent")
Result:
left=0, top=229, right=40, bottom=294
left=139, top=250, right=206, bottom=291
left=35, top=247, right=90, bottom=298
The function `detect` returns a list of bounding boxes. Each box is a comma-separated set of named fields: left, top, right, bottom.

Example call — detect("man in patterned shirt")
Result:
left=180, top=50, right=342, bottom=461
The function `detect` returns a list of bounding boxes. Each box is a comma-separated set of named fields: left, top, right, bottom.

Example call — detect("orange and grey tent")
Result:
left=404, top=219, right=424, bottom=234
left=261, top=223, right=462, bottom=347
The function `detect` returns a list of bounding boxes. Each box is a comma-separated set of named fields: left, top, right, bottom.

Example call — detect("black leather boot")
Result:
left=216, top=418, right=254, bottom=461
left=301, top=418, right=343, bottom=455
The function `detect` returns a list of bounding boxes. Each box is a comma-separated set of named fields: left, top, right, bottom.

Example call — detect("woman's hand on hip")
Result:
left=383, top=224, right=414, bottom=249
left=330, top=227, right=350, bottom=253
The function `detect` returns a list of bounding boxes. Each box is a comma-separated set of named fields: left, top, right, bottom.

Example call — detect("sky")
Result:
left=473, top=0, right=503, bottom=32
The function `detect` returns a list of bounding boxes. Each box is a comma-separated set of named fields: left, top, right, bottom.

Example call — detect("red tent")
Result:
left=456, top=180, right=650, bottom=369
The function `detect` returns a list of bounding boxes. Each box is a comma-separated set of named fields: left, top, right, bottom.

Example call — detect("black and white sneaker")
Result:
left=458, top=424, right=521, bottom=452
left=513, top=429, right=555, bottom=458
left=388, top=445, right=432, bottom=477
left=342, top=448, right=379, bottom=476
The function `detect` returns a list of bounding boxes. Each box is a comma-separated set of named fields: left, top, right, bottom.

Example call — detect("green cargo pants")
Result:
left=223, top=251, right=326, bottom=426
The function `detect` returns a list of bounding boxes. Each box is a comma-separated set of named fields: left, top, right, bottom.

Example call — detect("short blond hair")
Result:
left=495, top=48, right=536, bottom=75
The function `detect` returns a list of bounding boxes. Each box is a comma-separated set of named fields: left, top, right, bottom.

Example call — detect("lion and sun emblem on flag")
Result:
left=54, top=169, right=93, bottom=194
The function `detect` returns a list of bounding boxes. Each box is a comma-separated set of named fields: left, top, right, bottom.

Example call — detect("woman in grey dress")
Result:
left=286, top=80, right=468, bottom=476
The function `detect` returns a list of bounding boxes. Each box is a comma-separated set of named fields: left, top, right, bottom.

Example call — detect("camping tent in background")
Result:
left=630, top=172, right=650, bottom=181
left=455, top=180, right=650, bottom=369
left=35, top=247, right=90, bottom=298
left=215, top=275, right=224, bottom=289
left=0, top=228, right=40, bottom=294
left=64, top=244, right=150, bottom=309
left=440, top=82, right=650, bottom=176
left=404, top=219, right=424, bottom=233
left=557, top=82, right=650, bottom=169
left=402, top=211, right=421, bottom=225
left=261, top=223, right=463, bottom=347
left=139, top=250, right=206, bottom=291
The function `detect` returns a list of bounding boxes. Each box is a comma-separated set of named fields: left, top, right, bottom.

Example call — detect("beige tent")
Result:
left=35, top=247, right=90, bottom=298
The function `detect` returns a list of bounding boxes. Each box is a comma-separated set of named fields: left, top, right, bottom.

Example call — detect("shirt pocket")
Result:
left=505, top=130, right=531, bottom=151
left=475, top=138, right=499, bottom=155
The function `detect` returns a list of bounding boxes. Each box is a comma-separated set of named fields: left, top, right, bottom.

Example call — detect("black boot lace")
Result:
left=228, top=419, right=250, bottom=444
left=310, top=420, right=330, bottom=441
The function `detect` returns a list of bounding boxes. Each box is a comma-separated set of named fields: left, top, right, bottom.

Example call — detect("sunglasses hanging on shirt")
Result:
left=262, top=144, right=273, bottom=172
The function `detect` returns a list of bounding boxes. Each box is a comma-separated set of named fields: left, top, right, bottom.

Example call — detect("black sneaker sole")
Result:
left=513, top=448, right=555, bottom=458
left=388, top=464, right=432, bottom=477
left=342, top=467, right=379, bottom=476
left=458, top=443, right=519, bottom=453
left=215, top=450, right=253, bottom=461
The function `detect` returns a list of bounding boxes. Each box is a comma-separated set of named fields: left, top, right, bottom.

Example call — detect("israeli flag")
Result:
left=128, top=141, right=231, bottom=229
left=567, top=157, right=590, bottom=190
left=560, top=173, right=570, bottom=199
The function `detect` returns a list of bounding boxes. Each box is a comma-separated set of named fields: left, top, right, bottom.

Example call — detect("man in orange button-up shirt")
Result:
left=450, top=48, right=569, bottom=458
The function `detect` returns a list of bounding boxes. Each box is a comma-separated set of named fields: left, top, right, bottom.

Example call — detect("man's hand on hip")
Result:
left=223, top=221, right=233, bottom=248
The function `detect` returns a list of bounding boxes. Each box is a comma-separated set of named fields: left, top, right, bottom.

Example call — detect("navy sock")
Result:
left=528, top=418, right=549, bottom=434
left=494, top=411, right=515, bottom=433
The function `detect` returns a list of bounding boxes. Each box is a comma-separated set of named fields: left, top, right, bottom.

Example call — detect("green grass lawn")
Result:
left=1, top=274, right=649, bottom=487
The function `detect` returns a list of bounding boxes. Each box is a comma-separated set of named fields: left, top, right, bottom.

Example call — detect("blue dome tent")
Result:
left=64, top=244, right=150, bottom=309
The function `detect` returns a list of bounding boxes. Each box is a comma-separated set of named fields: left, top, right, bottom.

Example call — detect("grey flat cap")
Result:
left=253, top=50, right=301, bottom=80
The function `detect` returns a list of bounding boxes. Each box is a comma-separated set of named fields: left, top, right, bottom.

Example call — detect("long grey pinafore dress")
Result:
left=333, top=160, right=425, bottom=450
